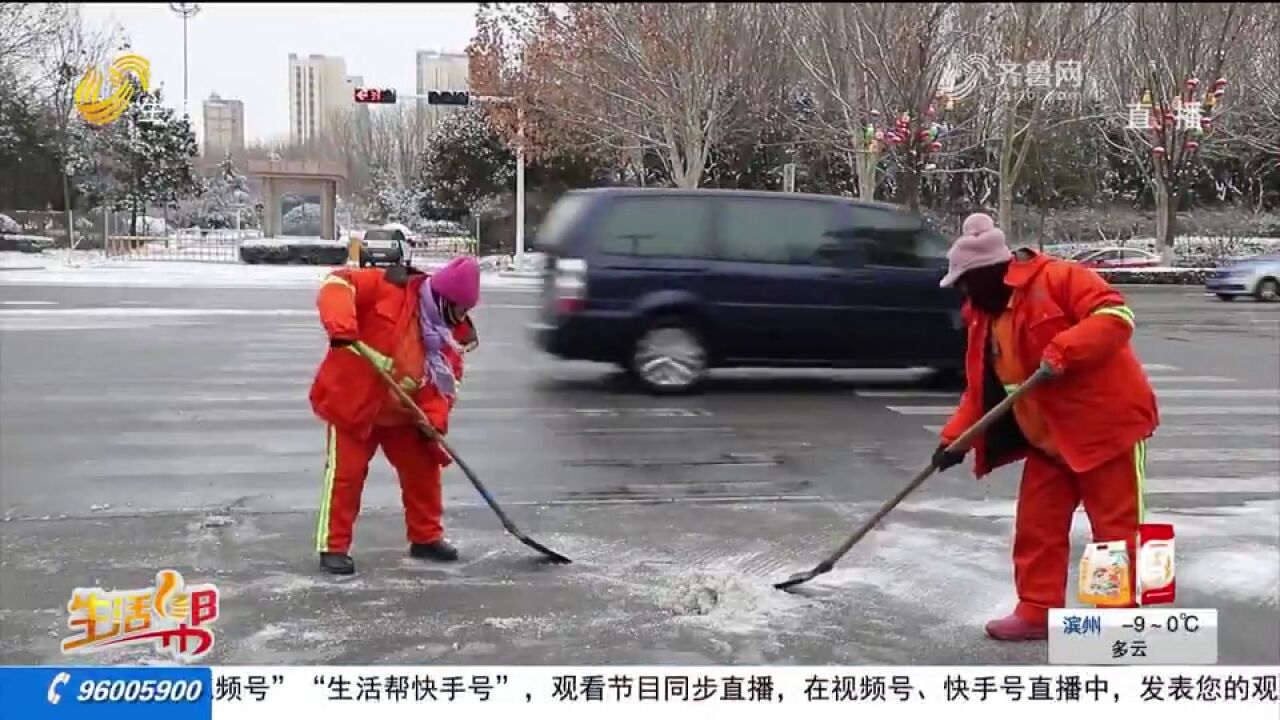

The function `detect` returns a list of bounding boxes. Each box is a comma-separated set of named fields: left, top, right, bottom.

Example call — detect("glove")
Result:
left=1037, top=359, right=1060, bottom=379
left=329, top=337, right=354, bottom=348
left=932, top=442, right=967, bottom=472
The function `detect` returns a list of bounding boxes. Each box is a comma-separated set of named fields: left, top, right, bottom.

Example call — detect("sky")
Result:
left=82, top=2, right=479, bottom=145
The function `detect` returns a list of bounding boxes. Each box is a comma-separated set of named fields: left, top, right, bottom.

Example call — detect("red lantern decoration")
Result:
left=1152, top=146, right=1166, bottom=157
left=1213, top=78, right=1228, bottom=91
left=925, top=105, right=937, bottom=118
left=1185, top=77, right=1200, bottom=90
left=917, top=129, right=931, bottom=141
left=1184, top=140, right=1199, bottom=152
left=929, top=141, right=943, bottom=153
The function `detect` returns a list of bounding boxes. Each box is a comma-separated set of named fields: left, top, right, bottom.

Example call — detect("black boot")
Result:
left=409, top=539, right=459, bottom=563
left=319, top=552, right=355, bottom=575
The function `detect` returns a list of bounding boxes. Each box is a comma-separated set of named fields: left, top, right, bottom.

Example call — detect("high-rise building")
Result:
left=415, top=49, right=471, bottom=134
left=202, top=93, right=244, bottom=159
left=288, top=53, right=353, bottom=145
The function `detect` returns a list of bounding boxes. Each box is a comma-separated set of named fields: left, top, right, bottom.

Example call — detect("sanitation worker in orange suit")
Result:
left=931, top=214, right=1159, bottom=641
left=309, top=257, right=481, bottom=575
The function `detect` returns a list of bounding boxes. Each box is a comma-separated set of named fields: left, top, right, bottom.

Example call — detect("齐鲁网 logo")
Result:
left=62, top=569, right=220, bottom=660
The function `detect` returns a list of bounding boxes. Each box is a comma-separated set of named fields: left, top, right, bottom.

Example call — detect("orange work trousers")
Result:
left=315, top=423, right=444, bottom=554
left=1012, top=440, right=1147, bottom=624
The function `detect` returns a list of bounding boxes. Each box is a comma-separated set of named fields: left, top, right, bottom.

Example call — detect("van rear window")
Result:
left=595, top=197, right=712, bottom=258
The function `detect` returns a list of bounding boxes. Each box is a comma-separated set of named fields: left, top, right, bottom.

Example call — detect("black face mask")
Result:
left=437, top=297, right=467, bottom=327
left=957, top=262, right=1013, bottom=315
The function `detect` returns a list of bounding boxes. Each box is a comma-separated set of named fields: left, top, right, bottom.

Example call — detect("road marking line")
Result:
left=1148, top=389, right=1280, bottom=398
left=856, top=389, right=960, bottom=398
left=891, top=405, right=1280, bottom=416
left=919, top=423, right=1280, bottom=438
left=1150, top=448, right=1280, bottom=463
left=861, top=376, right=1243, bottom=398
left=0, top=300, right=57, bottom=305
left=0, top=307, right=315, bottom=316
left=1143, top=363, right=1179, bottom=372
left=571, top=426, right=733, bottom=435
left=1143, top=476, right=1280, bottom=495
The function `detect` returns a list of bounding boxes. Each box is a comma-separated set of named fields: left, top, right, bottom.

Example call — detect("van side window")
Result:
left=595, top=197, right=712, bottom=258
left=717, top=198, right=850, bottom=265
left=852, top=209, right=945, bottom=268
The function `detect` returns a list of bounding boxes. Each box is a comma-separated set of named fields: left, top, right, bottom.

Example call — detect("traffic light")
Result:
left=353, top=87, right=396, bottom=104
left=427, top=91, right=469, bottom=106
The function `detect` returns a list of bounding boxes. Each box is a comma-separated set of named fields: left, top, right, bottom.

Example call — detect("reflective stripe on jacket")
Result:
left=941, top=250, right=1159, bottom=476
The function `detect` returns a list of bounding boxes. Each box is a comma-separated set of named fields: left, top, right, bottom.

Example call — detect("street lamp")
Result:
left=168, top=3, right=201, bottom=117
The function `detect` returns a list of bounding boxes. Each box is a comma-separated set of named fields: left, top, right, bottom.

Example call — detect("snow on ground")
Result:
left=0, top=251, right=540, bottom=290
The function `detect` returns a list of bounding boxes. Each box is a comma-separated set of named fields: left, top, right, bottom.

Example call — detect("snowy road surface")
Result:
left=0, top=279, right=1277, bottom=665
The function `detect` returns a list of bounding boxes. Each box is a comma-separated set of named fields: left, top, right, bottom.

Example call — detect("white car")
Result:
left=1205, top=255, right=1280, bottom=302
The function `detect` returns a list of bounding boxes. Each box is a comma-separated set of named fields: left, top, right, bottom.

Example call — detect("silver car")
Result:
left=1205, top=255, right=1280, bottom=302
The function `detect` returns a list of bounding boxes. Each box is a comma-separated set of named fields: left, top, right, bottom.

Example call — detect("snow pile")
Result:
left=636, top=565, right=808, bottom=634
left=0, top=252, right=540, bottom=289
left=0, top=213, right=21, bottom=235
left=1043, top=236, right=1280, bottom=267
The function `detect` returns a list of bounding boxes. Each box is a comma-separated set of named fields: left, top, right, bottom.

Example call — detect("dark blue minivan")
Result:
left=530, top=188, right=965, bottom=393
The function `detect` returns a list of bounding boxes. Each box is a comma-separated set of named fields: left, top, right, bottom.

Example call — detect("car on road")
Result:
left=1070, top=246, right=1161, bottom=269
left=1205, top=255, right=1280, bottom=302
left=529, top=188, right=966, bottom=394
left=359, top=228, right=408, bottom=267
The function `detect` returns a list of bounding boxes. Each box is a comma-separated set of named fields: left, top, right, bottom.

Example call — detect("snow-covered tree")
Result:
left=197, top=154, right=252, bottom=228
left=366, top=162, right=426, bottom=225
left=419, top=105, right=515, bottom=219
left=95, top=88, right=202, bottom=235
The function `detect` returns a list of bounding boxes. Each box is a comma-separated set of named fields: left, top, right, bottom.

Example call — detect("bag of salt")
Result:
left=1137, top=523, right=1176, bottom=606
left=1078, top=540, right=1132, bottom=606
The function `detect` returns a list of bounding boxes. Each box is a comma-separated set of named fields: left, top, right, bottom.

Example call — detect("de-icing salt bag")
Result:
left=1078, top=540, right=1132, bottom=606
left=1136, top=523, right=1176, bottom=605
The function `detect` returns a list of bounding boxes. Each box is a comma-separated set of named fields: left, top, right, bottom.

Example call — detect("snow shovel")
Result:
left=358, top=346, right=573, bottom=565
left=774, top=365, right=1054, bottom=591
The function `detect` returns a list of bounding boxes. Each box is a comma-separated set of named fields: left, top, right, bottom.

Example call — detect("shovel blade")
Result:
left=774, top=570, right=817, bottom=591
left=518, top=535, right=573, bottom=564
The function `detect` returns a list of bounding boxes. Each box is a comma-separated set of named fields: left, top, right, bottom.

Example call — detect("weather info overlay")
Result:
left=1049, top=609, right=1219, bottom=665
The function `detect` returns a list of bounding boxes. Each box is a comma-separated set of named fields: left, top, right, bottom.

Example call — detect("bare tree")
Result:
left=1096, top=3, right=1271, bottom=262
left=842, top=3, right=976, bottom=211
left=975, top=3, right=1125, bottom=241
left=37, top=5, right=121, bottom=248
left=501, top=3, right=770, bottom=189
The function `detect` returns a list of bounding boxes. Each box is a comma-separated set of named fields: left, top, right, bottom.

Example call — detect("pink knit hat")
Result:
left=429, top=256, right=481, bottom=310
left=939, top=213, right=1012, bottom=288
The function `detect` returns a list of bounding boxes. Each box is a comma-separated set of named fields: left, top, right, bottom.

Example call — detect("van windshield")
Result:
left=537, top=194, right=590, bottom=253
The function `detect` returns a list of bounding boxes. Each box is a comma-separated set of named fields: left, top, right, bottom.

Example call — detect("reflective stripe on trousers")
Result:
left=315, top=425, right=338, bottom=553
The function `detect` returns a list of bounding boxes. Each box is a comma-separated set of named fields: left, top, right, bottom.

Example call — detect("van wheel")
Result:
left=629, top=321, right=707, bottom=395
left=1256, top=278, right=1279, bottom=302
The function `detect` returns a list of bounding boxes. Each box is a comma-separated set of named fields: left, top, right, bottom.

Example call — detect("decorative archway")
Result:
left=247, top=159, right=347, bottom=241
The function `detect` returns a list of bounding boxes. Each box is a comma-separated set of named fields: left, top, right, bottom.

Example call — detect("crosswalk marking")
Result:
left=855, top=375, right=1242, bottom=398
left=889, top=405, right=1280, bottom=416
left=922, top=424, right=1280, bottom=437
left=886, top=361, right=1279, bottom=500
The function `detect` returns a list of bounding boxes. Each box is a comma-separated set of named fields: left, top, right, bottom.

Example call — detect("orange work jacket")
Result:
left=309, top=265, right=475, bottom=439
left=940, top=250, right=1159, bottom=477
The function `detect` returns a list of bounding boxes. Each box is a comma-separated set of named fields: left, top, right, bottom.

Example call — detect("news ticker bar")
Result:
left=1, top=664, right=1277, bottom=720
